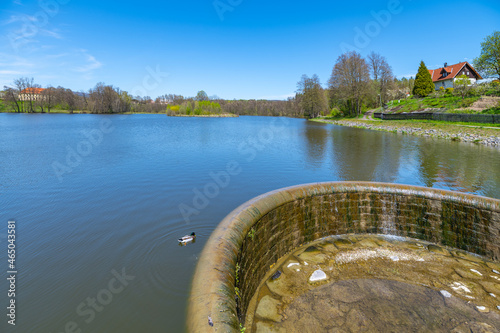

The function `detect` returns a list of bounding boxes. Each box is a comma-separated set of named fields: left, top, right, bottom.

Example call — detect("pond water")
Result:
left=0, top=114, right=499, bottom=332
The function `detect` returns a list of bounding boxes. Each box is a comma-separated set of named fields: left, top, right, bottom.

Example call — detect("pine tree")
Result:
left=412, top=61, right=435, bottom=97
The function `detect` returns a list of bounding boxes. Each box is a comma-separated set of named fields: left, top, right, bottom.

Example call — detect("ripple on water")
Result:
left=125, top=220, right=214, bottom=297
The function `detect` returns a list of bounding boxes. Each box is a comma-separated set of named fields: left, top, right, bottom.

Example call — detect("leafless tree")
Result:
left=296, top=74, right=327, bottom=118
left=3, top=86, right=21, bottom=112
left=41, top=86, right=56, bottom=113
left=329, top=51, right=371, bottom=116
left=368, top=52, right=395, bottom=106
left=16, top=77, right=37, bottom=112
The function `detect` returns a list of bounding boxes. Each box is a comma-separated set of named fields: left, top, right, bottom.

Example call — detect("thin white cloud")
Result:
left=0, top=53, right=35, bottom=68
left=3, top=14, right=35, bottom=25
left=75, top=54, right=102, bottom=73
left=3, top=11, right=64, bottom=53
left=0, top=60, right=35, bottom=68
left=46, top=53, right=69, bottom=59
left=0, top=70, right=27, bottom=75
left=40, top=28, right=62, bottom=39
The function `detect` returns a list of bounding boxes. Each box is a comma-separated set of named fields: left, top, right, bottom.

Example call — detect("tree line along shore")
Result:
left=2, top=31, right=498, bottom=126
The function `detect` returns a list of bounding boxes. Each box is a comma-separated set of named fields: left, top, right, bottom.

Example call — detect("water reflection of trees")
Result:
left=417, top=141, right=500, bottom=198
left=303, top=122, right=328, bottom=168
left=330, top=127, right=402, bottom=182
left=328, top=126, right=499, bottom=198
left=302, top=123, right=500, bottom=198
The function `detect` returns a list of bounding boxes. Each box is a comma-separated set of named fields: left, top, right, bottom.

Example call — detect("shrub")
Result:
left=468, top=86, right=482, bottom=97
left=168, top=105, right=180, bottom=112
left=459, top=98, right=475, bottom=108
left=330, top=108, right=342, bottom=117
left=489, top=81, right=500, bottom=96
left=445, top=87, right=454, bottom=94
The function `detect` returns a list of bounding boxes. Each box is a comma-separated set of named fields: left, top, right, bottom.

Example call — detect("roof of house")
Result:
left=20, top=88, right=45, bottom=94
left=428, top=62, right=483, bottom=82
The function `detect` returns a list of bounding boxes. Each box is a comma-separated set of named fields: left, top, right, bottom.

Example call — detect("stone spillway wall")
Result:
left=187, top=182, right=500, bottom=332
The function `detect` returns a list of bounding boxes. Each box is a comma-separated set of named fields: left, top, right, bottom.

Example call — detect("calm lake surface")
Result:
left=1, top=114, right=499, bottom=332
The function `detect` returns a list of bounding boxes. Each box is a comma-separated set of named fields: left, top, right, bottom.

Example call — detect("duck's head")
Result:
left=191, top=232, right=196, bottom=236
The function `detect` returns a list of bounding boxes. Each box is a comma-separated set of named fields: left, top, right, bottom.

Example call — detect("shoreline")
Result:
left=312, top=118, right=500, bottom=147
left=0, top=111, right=239, bottom=117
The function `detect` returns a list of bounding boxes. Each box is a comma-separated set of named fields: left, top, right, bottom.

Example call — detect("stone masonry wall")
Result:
left=237, top=192, right=500, bottom=320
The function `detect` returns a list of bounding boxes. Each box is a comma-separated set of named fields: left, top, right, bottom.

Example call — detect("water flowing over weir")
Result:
left=187, top=182, right=500, bottom=332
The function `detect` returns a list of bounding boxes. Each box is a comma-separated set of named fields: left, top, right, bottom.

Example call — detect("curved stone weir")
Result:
left=187, top=182, right=500, bottom=332
left=246, top=234, right=500, bottom=332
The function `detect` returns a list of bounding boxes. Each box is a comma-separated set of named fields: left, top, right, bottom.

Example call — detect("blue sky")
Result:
left=1, top=0, right=499, bottom=100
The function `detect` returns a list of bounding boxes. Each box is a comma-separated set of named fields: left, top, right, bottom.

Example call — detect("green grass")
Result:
left=0, top=99, right=9, bottom=112
left=386, top=95, right=479, bottom=113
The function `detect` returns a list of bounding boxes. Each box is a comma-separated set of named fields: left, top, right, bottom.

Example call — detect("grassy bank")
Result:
left=312, top=118, right=500, bottom=146
left=386, top=95, right=480, bottom=112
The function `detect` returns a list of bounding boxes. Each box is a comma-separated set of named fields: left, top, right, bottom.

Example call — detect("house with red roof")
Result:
left=428, top=62, right=482, bottom=90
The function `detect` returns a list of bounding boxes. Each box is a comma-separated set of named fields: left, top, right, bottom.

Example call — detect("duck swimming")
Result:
left=178, top=232, right=196, bottom=244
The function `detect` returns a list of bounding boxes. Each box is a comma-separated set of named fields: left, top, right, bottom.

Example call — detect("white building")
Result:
left=428, top=62, right=483, bottom=90
left=18, top=88, right=46, bottom=101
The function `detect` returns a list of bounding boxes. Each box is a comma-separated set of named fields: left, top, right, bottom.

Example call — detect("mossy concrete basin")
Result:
left=187, top=182, right=500, bottom=332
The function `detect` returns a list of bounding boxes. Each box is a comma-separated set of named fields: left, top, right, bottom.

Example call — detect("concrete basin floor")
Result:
left=245, top=235, right=500, bottom=332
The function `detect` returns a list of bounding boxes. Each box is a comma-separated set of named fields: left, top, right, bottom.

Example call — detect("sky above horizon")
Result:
left=1, top=0, right=499, bottom=100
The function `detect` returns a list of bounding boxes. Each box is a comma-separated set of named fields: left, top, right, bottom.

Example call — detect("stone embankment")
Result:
left=316, top=119, right=500, bottom=147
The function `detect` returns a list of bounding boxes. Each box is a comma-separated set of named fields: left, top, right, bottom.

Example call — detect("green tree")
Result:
left=412, top=61, right=435, bottom=97
left=195, top=90, right=209, bottom=101
left=474, top=31, right=500, bottom=79
left=454, top=75, right=472, bottom=100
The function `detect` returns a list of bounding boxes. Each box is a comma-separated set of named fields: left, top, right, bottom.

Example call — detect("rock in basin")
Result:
left=255, top=296, right=282, bottom=322
left=309, top=269, right=327, bottom=282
